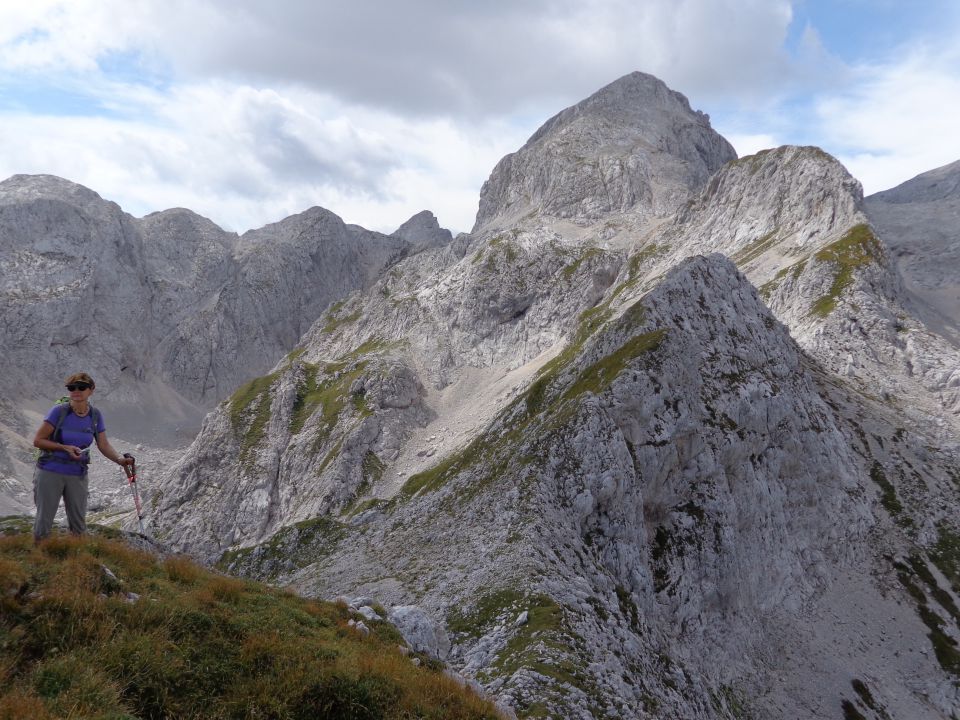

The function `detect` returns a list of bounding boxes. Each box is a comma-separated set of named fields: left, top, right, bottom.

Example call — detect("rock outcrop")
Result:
left=391, top=209, right=455, bottom=254
left=596, top=145, right=960, bottom=427
left=185, top=252, right=958, bottom=718
left=474, top=71, right=737, bottom=231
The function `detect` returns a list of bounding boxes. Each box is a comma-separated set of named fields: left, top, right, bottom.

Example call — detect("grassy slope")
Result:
left=0, top=525, right=503, bottom=720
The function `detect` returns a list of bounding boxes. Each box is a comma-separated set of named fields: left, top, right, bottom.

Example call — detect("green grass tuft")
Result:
left=290, top=339, right=394, bottom=445
left=894, top=556, right=960, bottom=679
left=362, top=451, right=386, bottom=486
left=850, top=679, right=878, bottom=712
left=842, top=699, right=867, bottom=720
left=561, top=329, right=667, bottom=401
left=868, top=462, right=914, bottom=529
left=321, top=299, right=362, bottom=335
left=810, top=224, right=882, bottom=318
left=610, top=243, right=669, bottom=299
left=930, top=525, right=960, bottom=596
left=229, top=371, right=280, bottom=463
left=759, top=259, right=806, bottom=300
left=561, top=247, right=603, bottom=281
left=0, top=531, right=505, bottom=719
left=733, top=230, right=779, bottom=266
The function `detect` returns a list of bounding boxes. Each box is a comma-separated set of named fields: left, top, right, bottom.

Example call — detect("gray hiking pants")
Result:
left=33, top=467, right=88, bottom=539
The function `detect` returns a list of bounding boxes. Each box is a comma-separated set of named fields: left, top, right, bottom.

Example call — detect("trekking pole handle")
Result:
left=123, top=453, right=136, bottom=479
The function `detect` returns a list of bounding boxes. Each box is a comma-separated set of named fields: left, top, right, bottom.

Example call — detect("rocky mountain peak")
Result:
left=0, top=174, right=129, bottom=236
left=0, top=173, right=108, bottom=206
left=473, top=71, right=737, bottom=231
left=390, top=210, right=454, bottom=254
left=139, top=206, right=235, bottom=236
left=526, top=71, right=708, bottom=144
left=670, top=145, right=864, bottom=259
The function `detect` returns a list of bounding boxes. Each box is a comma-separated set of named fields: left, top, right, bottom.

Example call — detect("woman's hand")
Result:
left=62, top=445, right=84, bottom=460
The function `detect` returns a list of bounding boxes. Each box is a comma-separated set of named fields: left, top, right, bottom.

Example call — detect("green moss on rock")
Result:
left=217, top=516, right=348, bottom=580
left=561, top=247, right=603, bottom=281
left=362, top=451, right=386, bottom=486
left=930, top=525, right=960, bottom=595
left=611, top=243, right=669, bottom=299
left=321, top=299, right=362, bottom=335
left=562, top=329, right=667, bottom=401
left=229, top=371, right=280, bottom=463
left=759, top=259, right=806, bottom=300
left=868, top=462, right=913, bottom=528
left=810, top=224, right=882, bottom=318
left=733, top=230, right=779, bottom=266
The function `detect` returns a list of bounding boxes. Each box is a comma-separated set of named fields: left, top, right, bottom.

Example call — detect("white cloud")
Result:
left=724, top=133, right=780, bottom=158
left=0, top=80, right=528, bottom=233
left=0, top=0, right=800, bottom=113
left=0, top=0, right=808, bottom=234
left=812, top=42, right=960, bottom=194
left=0, top=1, right=155, bottom=73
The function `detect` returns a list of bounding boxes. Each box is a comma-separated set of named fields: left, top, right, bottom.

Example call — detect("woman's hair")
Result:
left=64, top=372, right=95, bottom=389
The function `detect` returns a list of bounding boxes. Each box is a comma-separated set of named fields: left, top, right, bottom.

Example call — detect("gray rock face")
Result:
left=0, top=174, right=442, bottom=411
left=391, top=210, right=454, bottom=254
left=865, top=159, right=960, bottom=341
left=473, top=71, right=737, bottom=231
left=387, top=605, right=451, bottom=660
left=147, top=224, right=625, bottom=558
left=160, top=205, right=412, bottom=401
left=610, top=144, right=960, bottom=426
left=870, top=158, right=960, bottom=204
left=0, top=174, right=453, bottom=511
left=0, top=174, right=156, bottom=405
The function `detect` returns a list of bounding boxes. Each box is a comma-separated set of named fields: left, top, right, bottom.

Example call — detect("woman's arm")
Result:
left=34, top=421, right=82, bottom=460
left=95, top=431, right=133, bottom=467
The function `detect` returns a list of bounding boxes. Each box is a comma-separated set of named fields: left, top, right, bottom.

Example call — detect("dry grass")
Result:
left=0, top=531, right=504, bottom=719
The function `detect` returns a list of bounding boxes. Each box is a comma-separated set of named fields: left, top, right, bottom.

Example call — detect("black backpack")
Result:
left=37, top=400, right=102, bottom=466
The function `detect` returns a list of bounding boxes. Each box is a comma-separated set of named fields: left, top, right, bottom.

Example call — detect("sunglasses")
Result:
left=66, top=383, right=92, bottom=391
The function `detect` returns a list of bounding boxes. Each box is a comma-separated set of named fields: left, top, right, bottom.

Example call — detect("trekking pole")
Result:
left=122, top=453, right=145, bottom=535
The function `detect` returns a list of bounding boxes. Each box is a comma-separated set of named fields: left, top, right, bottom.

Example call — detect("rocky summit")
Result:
left=3, top=71, right=960, bottom=719
left=474, top=71, right=737, bottom=232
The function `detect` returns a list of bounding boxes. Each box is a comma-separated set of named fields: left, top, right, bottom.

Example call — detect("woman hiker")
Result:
left=31, top=372, right=133, bottom=544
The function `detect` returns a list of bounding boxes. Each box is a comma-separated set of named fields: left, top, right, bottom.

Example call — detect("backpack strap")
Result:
left=89, top=406, right=101, bottom=441
left=38, top=404, right=72, bottom=462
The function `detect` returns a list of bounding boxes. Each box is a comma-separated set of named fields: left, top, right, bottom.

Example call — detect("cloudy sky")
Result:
left=1, top=1, right=958, bottom=235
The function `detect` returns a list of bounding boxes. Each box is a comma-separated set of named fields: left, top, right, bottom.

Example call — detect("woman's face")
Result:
left=67, top=383, right=93, bottom=401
